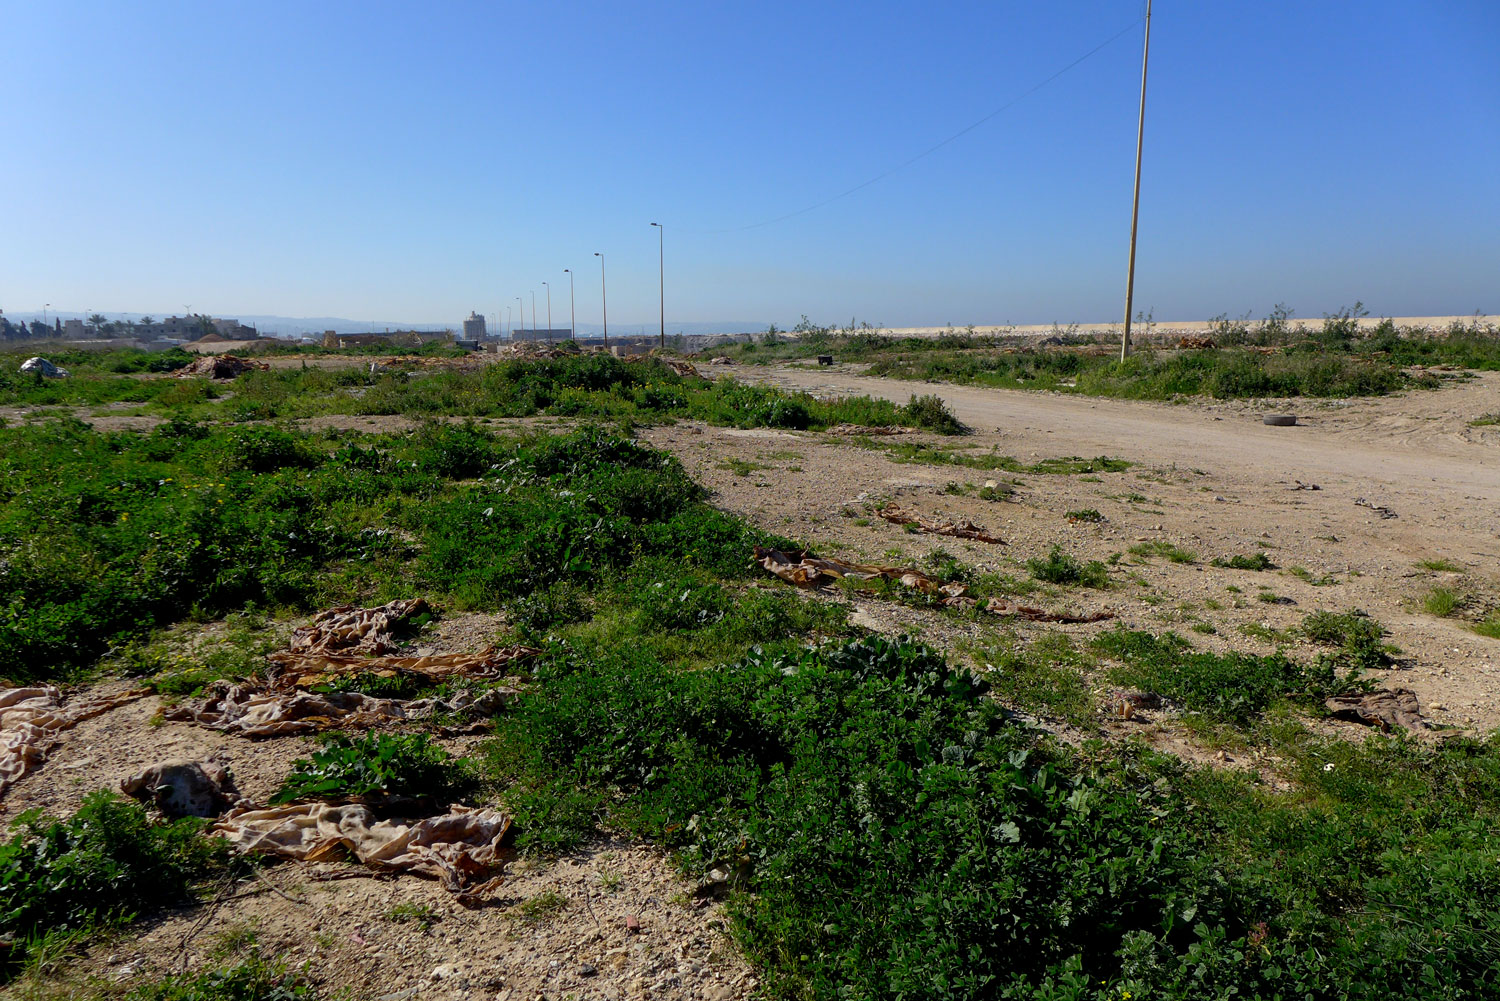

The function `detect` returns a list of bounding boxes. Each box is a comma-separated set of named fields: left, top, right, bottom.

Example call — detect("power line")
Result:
left=701, top=16, right=1144, bottom=234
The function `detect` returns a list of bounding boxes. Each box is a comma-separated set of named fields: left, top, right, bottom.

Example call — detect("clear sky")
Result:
left=3, top=0, right=1497, bottom=330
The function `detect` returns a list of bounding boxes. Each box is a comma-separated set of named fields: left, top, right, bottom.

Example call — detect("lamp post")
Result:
left=516, top=297, right=524, bottom=340
left=563, top=269, right=576, bottom=340
left=543, top=282, right=552, bottom=343
left=530, top=291, right=537, bottom=338
left=594, top=253, right=608, bottom=350
left=505, top=307, right=512, bottom=339
left=43, top=303, right=50, bottom=327
left=1120, top=0, right=1152, bottom=361
left=650, top=222, right=664, bottom=348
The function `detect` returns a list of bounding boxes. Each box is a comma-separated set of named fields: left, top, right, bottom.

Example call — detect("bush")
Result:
left=271, top=732, right=474, bottom=806
left=1212, top=552, right=1274, bottom=570
left=1027, top=545, right=1109, bottom=588
left=122, top=952, right=314, bottom=1000
left=901, top=393, right=966, bottom=434
left=0, top=793, right=228, bottom=973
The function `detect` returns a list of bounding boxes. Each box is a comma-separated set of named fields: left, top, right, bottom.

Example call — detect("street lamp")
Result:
left=563, top=269, right=576, bottom=340
left=505, top=306, right=512, bottom=339
left=516, top=297, right=524, bottom=340
left=594, top=253, right=608, bottom=350
left=530, top=291, right=537, bottom=338
left=43, top=303, right=50, bottom=327
left=543, top=282, right=552, bottom=344
left=650, top=222, right=664, bottom=348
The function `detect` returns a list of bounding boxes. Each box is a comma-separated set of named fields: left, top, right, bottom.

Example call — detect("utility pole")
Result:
left=516, top=297, right=524, bottom=339
left=594, top=253, right=608, bottom=350
left=563, top=269, right=576, bottom=340
left=1120, top=0, right=1152, bottom=362
left=651, top=222, right=664, bottom=348
left=543, top=282, right=552, bottom=343
left=530, top=291, right=537, bottom=337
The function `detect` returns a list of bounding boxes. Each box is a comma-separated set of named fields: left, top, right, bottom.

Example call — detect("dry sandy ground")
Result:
left=654, top=362, right=1500, bottom=735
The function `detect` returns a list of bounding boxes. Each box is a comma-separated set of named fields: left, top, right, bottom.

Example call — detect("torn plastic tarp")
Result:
left=266, top=645, right=540, bottom=691
left=214, top=801, right=511, bottom=896
left=19, top=357, right=69, bottom=378
left=753, top=546, right=1113, bottom=624
left=0, top=686, right=149, bottom=799
left=162, top=683, right=518, bottom=738
left=1325, top=688, right=1424, bottom=731
left=121, top=758, right=244, bottom=818
left=877, top=503, right=1005, bottom=544
left=175, top=355, right=269, bottom=379
left=286, top=598, right=431, bottom=656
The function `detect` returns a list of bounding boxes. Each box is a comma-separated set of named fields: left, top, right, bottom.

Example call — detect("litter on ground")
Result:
left=0, top=686, right=149, bottom=800
left=213, top=802, right=511, bottom=897
left=1325, top=688, right=1425, bottom=731
left=877, top=502, right=1005, bottom=544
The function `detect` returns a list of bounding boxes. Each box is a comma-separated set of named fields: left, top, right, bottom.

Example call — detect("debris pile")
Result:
left=877, top=503, right=1005, bottom=544
left=825, top=423, right=916, bottom=436
left=1177, top=335, right=1216, bottom=349
left=176, top=354, right=270, bottom=379
left=120, top=758, right=244, bottom=818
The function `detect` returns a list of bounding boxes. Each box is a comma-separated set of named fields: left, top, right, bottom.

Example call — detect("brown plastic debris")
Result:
left=287, top=598, right=431, bottom=656
left=0, top=686, right=150, bottom=800
left=652, top=356, right=701, bottom=379
left=1354, top=497, right=1398, bottom=519
left=876, top=503, right=1005, bottom=544
left=164, top=681, right=519, bottom=738
left=1177, top=335, right=1216, bottom=349
left=267, top=645, right=539, bottom=691
left=1289, top=480, right=1321, bottom=491
left=825, top=423, right=915, bottom=436
left=754, top=546, right=967, bottom=602
left=214, top=802, right=511, bottom=896
left=982, top=601, right=1114, bottom=624
left=121, top=759, right=243, bottom=818
left=176, top=355, right=270, bottom=379
left=1325, top=689, right=1424, bottom=731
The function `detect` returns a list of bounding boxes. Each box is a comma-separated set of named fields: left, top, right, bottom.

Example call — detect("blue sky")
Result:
left=3, top=0, right=1497, bottom=330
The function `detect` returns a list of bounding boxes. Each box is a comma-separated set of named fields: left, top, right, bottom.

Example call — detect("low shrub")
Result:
left=1027, top=545, right=1109, bottom=588
left=271, top=732, right=475, bottom=806
left=1212, top=552, right=1275, bottom=570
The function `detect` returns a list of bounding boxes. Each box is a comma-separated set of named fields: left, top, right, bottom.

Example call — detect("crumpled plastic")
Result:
left=753, top=546, right=1114, bottom=623
left=163, top=682, right=518, bottom=738
left=120, top=758, right=244, bottom=818
left=213, top=801, right=511, bottom=896
left=0, top=686, right=149, bottom=799
left=266, top=645, right=540, bottom=691
left=877, top=503, right=1005, bottom=544
left=19, top=357, right=68, bottom=378
left=825, top=423, right=914, bottom=436
left=175, top=355, right=269, bottom=379
left=286, top=598, right=431, bottom=656
left=1325, top=688, right=1424, bottom=731
left=754, top=546, right=968, bottom=601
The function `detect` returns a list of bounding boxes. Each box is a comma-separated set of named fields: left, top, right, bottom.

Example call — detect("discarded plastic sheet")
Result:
left=0, top=686, right=149, bottom=800
left=164, top=682, right=518, bottom=738
left=1354, top=497, right=1398, bottom=520
left=1325, top=689, right=1424, bottom=731
left=877, top=503, right=1005, bottom=544
left=214, top=802, right=511, bottom=896
left=267, top=645, right=538, bottom=691
left=754, top=546, right=1113, bottom=623
left=754, top=546, right=967, bottom=602
left=176, top=355, right=269, bottom=379
left=653, top=356, right=701, bottom=379
left=287, top=598, right=431, bottom=656
left=825, top=423, right=915, bottom=437
left=121, top=758, right=244, bottom=818
left=19, top=357, right=68, bottom=378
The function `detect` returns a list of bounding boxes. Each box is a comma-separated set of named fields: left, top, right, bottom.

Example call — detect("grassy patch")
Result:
left=1095, top=629, right=1367, bottom=724
left=716, top=458, right=770, bottom=477
left=1417, top=558, right=1465, bottom=572
left=979, top=633, right=1095, bottom=725
left=1065, top=508, right=1104, bottom=523
left=1425, top=586, right=1463, bottom=617
left=854, top=437, right=1130, bottom=476
left=1470, top=413, right=1500, bottom=427
left=1212, top=553, right=1275, bottom=571
left=1026, top=545, right=1110, bottom=588
left=1129, top=540, right=1198, bottom=564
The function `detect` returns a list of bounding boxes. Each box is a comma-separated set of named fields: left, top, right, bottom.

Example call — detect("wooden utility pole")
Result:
left=1120, top=0, right=1152, bottom=361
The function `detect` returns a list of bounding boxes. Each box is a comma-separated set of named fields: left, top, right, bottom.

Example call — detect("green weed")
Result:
left=1026, top=546, right=1110, bottom=588
left=271, top=732, right=475, bottom=806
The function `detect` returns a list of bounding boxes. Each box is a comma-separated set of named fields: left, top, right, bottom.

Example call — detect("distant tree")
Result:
left=87, top=313, right=107, bottom=333
left=29, top=320, right=49, bottom=338
left=197, top=315, right=216, bottom=337
left=139, top=315, right=154, bottom=326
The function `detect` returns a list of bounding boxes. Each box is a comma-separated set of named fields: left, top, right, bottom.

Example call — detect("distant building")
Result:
left=62, top=319, right=86, bottom=338
left=462, top=312, right=488, bottom=339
